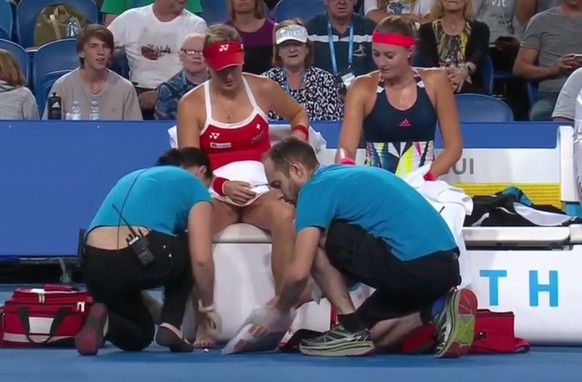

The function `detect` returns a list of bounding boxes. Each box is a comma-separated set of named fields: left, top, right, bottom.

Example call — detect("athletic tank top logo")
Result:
left=399, top=118, right=411, bottom=128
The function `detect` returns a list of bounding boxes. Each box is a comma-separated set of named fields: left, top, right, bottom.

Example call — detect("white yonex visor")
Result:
left=275, top=25, right=308, bottom=45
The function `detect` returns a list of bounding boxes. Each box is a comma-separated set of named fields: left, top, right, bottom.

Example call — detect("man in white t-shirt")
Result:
left=364, top=0, right=434, bottom=25
left=108, top=0, right=207, bottom=119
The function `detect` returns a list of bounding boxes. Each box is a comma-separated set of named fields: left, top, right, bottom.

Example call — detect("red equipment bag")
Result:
left=0, top=284, right=93, bottom=347
left=400, top=309, right=530, bottom=355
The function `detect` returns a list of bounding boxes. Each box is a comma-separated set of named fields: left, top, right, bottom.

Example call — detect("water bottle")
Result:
left=47, top=92, right=62, bottom=120
left=66, top=17, right=80, bottom=38
left=71, top=101, right=81, bottom=120
left=89, top=100, right=100, bottom=120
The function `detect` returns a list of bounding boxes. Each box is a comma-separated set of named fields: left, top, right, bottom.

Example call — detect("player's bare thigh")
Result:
left=240, top=189, right=294, bottom=231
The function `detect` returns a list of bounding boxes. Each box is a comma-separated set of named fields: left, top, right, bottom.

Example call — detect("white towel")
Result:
left=402, top=164, right=474, bottom=288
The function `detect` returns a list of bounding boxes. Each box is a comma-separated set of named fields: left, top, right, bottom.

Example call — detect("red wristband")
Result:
left=292, top=124, right=309, bottom=140
left=212, top=177, right=228, bottom=196
left=423, top=172, right=436, bottom=181
left=338, top=158, right=356, bottom=165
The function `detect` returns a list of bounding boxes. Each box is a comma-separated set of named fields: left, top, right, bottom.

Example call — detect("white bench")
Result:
left=182, top=223, right=582, bottom=345
left=182, top=223, right=372, bottom=342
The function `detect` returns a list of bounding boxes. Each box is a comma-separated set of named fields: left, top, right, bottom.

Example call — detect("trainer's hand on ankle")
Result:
left=198, top=300, right=223, bottom=337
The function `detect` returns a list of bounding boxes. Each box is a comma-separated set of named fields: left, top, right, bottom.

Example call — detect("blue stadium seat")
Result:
left=0, top=38, right=30, bottom=80
left=0, top=0, right=13, bottom=41
left=16, top=0, right=99, bottom=48
left=527, top=82, right=539, bottom=106
left=200, top=0, right=271, bottom=25
left=455, top=93, right=514, bottom=122
left=274, top=0, right=327, bottom=22
left=7, top=0, right=17, bottom=40
left=38, top=69, right=71, bottom=116
left=32, top=38, right=78, bottom=95
left=482, top=55, right=494, bottom=95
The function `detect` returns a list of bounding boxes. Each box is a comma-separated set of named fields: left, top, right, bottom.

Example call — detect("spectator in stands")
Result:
left=101, top=0, right=203, bottom=26
left=476, top=0, right=521, bottom=66
left=263, top=138, right=476, bottom=357
left=475, top=0, right=527, bottom=120
left=307, top=0, right=376, bottom=97
left=0, top=50, right=39, bottom=120
left=264, top=0, right=281, bottom=8
left=262, top=20, right=343, bottom=121
left=76, top=148, right=219, bottom=356
left=552, top=67, right=582, bottom=122
left=176, top=24, right=309, bottom=348
left=336, top=17, right=462, bottom=178
left=515, top=0, right=562, bottom=29
left=417, top=0, right=490, bottom=94
left=155, top=33, right=208, bottom=120
left=513, top=0, right=582, bottom=121
left=364, top=0, right=434, bottom=25
left=108, top=0, right=207, bottom=119
left=226, top=0, right=276, bottom=75
left=43, top=25, right=142, bottom=120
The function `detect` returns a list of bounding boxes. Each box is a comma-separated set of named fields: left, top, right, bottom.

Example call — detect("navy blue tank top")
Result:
left=362, top=72, right=438, bottom=176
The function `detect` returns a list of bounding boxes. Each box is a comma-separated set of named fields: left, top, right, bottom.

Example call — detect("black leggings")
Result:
left=82, top=231, right=192, bottom=351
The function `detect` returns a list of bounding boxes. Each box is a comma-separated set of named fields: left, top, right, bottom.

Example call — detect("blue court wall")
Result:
left=0, top=120, right=561, bottom=260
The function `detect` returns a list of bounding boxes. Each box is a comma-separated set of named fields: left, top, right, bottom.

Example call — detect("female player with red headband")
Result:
left=335, top=16, right=462, bottom=180
left=176, top=24, right=310, bottom=349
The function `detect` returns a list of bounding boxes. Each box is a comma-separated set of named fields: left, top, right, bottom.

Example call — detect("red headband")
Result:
left=372, top=32, right=415, bottom=48
left=202, top=41, right=245, bottom=71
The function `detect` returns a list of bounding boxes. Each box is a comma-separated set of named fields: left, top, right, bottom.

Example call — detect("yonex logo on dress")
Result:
left=209, top=132, right=220, bottom=139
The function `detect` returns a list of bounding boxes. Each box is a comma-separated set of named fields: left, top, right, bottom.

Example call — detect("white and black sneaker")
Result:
left=299, top=324, right=376, bottom=357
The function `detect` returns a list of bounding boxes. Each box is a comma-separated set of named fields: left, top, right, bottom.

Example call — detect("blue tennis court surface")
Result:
left=1, top=286, right=581, bottom=382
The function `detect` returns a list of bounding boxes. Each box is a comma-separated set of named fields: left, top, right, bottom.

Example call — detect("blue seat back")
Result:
left=16, top=0, right=99, bottom=48
left=482, top=54, right=494, bottom=95
left=274, top=0, right=326, bottom=22
left=38, top=69, right=71, bottom=116
left=0, top=0, right=13, bottom=41
left=455, top=93, right=514, bottom=122
left=527, top=82, right=539, bottom=106
left=0, top=38, right=30, bottom=80
left=33, top=38, right=78, bottom=93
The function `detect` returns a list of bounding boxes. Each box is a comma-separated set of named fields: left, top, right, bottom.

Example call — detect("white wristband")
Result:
left=198, top=299, right=215, bottom=313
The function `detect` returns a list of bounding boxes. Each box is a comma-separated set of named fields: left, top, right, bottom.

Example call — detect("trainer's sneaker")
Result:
left=299, top=324, right=375, bottom=357
left=433, top=288, right=478, bottom=358
left=75, top=303, right=108, bottom=356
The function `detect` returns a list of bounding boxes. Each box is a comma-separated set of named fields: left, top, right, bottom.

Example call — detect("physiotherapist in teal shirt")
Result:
left=263, top=137, right=478, bottom=358
left=75, top=147, right=220, bottom=356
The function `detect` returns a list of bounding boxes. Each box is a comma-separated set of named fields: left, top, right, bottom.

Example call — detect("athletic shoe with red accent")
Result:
left=433, top=288, right=478, bottom=358
left=75, top=303, right=108, bottom=356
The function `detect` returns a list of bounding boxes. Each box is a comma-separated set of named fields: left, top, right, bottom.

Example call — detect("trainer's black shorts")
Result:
left=325, top=220, right=461, bottom=328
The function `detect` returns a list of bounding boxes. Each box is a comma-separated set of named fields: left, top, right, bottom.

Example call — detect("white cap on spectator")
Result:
left=275, top=25, right=308, bottom=45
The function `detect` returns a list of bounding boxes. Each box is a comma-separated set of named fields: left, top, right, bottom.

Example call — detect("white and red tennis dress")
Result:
left=200, top=77, right=271, bottom=206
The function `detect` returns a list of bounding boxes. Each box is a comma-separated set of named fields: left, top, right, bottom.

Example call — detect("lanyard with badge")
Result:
left=328, top=20, right=355, bottom=93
